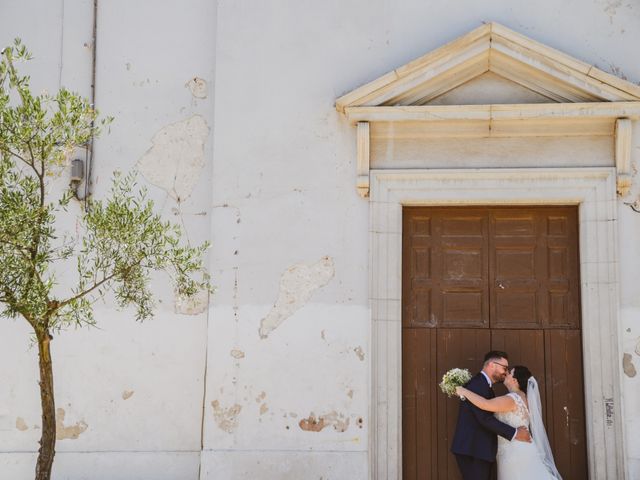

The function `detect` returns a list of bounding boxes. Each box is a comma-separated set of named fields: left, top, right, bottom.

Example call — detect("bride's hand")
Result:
left=455, top=386, right=465, bottom=397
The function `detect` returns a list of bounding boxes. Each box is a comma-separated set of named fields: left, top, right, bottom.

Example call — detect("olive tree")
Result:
left=0, top=40, right=210, bottom=480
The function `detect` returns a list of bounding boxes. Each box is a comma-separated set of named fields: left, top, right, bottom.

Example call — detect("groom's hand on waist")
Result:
left=514, top=426, right=532, bottom=443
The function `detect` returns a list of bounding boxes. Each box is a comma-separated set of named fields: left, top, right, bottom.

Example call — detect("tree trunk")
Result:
left=35, top=329, right=56, bottom=480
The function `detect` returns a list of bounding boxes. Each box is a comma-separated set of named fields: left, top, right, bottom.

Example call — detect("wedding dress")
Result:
left=494, top=378, right=562, bottom=480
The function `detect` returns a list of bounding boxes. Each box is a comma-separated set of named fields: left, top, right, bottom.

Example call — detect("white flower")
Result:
left=439, top=368, right=472, bottom=397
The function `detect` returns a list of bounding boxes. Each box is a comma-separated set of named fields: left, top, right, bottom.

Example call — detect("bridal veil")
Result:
left=527, top=377, right=563, bottom=480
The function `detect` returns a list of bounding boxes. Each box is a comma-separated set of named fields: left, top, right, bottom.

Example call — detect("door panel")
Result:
left=543, top=210, right=581, bottom=328
left=490, top=211, right=540, bottom=328
left=403, top=328, right=438, bottom=480
left=403, top=213, right=436, bottom=328
left=489, top=208, right=580, bottom=329
left=402, top=206, right=586, bottom=480
left=439, top=212, right=489, bottom=328
left=544, top=330, right=588, bottom=479
left=403, top=209, right=490, bottom=328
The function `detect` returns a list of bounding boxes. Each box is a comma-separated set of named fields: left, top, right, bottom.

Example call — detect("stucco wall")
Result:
left=1, top=0, right=639, bottom=479
left=0, top=0, right=215, bottom=478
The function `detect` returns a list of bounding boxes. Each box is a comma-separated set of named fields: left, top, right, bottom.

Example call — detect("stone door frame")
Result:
left=368, top=167, right=626, bottom=479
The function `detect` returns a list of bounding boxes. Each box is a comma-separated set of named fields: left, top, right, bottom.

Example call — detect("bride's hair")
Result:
left=512, top=365, right=532, bottom=393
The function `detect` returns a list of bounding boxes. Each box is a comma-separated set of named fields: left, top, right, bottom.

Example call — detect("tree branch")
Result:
left=57, top=272, right=116, bottom=310
left=0, top=239, right=47, bottom=290
left=55, top=256, right=146, bottom=314
left=1, top=286, right=36, bottom=329
left=0, top=145, right=32, bottom=169
left=0, top=120, right=42, bottom=176
left=19, top=135, right=48, bottom=303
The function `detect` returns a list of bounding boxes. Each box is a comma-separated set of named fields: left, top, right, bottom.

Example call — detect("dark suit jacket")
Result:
left=450, top=373, right=517, bottom=463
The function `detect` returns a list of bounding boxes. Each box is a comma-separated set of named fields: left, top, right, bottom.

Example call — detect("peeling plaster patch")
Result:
left=56, top=408, right=88, bottom=440
left=15, top=417, right=28, bottom=431
left=259, top=256, right=335, bottom=339
left=122, top=390, right=134, bottom=400
left=186, top=77, right=207, bottom=98
left=347, top=389, right=354, bottom=399
left=299, top=413, right=325, bottom=432
left=211, top=400, right=242, bottom=433
left=230, top=349, right=245, bottom=359
left=260, top=403, right=269, bottom=415
left=353, top=346, right=365, bottom=361
left=175, top=288, right=209, bottom=315
left=137, top=115, right=209, bottom=202
left=299, top=411, right=350, bottom=433
left=255, top=391, right=266, bottom=403
left=623, top=353, right=637, bottom=377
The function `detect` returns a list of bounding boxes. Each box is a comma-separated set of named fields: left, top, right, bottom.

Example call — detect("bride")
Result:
left=456, top=365, right=563, bottom=480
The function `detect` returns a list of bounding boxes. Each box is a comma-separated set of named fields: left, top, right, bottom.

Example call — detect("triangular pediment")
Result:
left=336, top=22, right=640, bottom=112
left=427, top=71, right=555, bottom=105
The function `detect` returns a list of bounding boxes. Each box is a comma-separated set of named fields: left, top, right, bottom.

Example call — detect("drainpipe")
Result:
left=76, top=0, right=98, bottom=203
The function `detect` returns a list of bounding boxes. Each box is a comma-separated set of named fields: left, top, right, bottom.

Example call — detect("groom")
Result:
left=451, top=350, right=532, bottom=480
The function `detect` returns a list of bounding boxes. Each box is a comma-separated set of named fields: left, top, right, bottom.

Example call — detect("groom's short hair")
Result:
left=483, top=350, right=508, bottom=365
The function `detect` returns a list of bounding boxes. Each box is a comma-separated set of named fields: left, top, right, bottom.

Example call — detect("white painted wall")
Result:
left=0, top=0, right=215, bottom=478
left=1, top=0, right=639, bottom=479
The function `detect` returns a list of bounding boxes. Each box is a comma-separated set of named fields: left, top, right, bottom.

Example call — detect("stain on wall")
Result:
left=15, top=417, right=28, bottom=431
left=186, top=77, right=207, bottom=98
left=185, top=77, right=207, bottom=98
left=122, top=390, right=135, bottom=400
left=211, top=400, right=242, bottom=433
left=56, top=408, right=88, bottom=440
left=230, top=349, right=245, bottom=359
left=623, top=353, right=637, bottom=378
left=299, top=411, right=350, bottom=433
left=602, top=0, right=623, bottom=19
left=137, top=115, right=210, bottom=202
left=353, top=346, right=365, bottom=361
left=259, top=256, right=335, bottom=339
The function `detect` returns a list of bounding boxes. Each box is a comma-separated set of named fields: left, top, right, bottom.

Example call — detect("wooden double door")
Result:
left=402, top=206, right=587, bottom=479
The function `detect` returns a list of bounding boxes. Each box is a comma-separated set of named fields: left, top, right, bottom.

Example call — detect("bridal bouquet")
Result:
left=439, top=368, right=472, bottom=397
